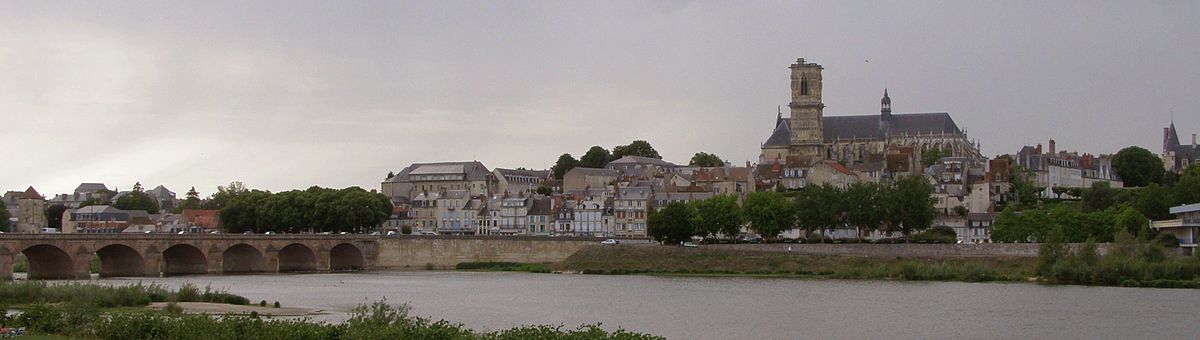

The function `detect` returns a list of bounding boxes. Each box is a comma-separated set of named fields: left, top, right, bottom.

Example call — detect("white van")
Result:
left=41, top=228, right=60, bottom=234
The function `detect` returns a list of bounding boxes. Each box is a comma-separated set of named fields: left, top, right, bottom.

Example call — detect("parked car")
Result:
left=601, top=239, right=619, bottom=246
left=680, top=241, right=699, bottom=248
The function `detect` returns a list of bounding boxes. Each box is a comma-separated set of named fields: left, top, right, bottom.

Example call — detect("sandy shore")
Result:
left=146, top=302, right=324, bottom=317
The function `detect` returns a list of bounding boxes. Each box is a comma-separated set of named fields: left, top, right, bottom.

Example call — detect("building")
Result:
left=497, top=194, right=531, bottom=236
left=652, top=192, right=714, bottom=211
left=563, top=167, right=618, bottom=192
left=1150, top=203, right=1200, bottom=255
left=63, top=205, right=133, bottom=233
left=382, top=161, right=491, bottom=205
left=182, top=209, right=221, bottom=233
left=15, top=187, right=47, bottom=233
left=606, top=156, right=679, bottom=178
left=760, top=58, right=980, bottom=168
left=1015, top=140, right=1124, bottom=197
left=613, top=186, right=652, bottom=238
left=147, top=185, right=177, bottom=211
left=1161, top=121, right=1198, bottom=172
left=527, top=197, right=555, bottom=236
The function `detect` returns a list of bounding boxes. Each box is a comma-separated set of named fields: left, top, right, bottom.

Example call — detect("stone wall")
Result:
left=711, top=243, right=1112, bottom=258
left=375, top=236, right=599, bottom=269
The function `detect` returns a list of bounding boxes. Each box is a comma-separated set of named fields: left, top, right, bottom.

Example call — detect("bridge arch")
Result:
left=222, top=243, right=266, bottom=273
left=330, top=243, right=365, bottom=271
left=95, top=244, right=146, bottom=277
left=278, top=243, right=318, bottom=272
left=22, top=244, right=76, bottom=280
left=163, top=244, right=208, bottom=276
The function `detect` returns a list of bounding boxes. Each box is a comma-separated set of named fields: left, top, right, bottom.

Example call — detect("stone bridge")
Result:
left=0, top=234, right=377, bottom=280
left=0, top=234, right=601, bottom=280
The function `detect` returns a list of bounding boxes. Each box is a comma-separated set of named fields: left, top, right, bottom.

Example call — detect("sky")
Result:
left=2, top=1, right=1198, bottom=197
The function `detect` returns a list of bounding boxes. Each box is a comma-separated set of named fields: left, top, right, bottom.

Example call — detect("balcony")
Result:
left=1151, top=219, right=1200, bottom=230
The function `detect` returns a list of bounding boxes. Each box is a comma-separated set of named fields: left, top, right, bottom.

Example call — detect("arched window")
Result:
left=800, top=76, right=809, bottom=95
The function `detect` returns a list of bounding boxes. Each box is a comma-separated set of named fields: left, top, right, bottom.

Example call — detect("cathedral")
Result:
left=760, top=58, right=981, bottom=166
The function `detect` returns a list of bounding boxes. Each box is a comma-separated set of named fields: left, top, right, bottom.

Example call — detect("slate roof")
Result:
left=386, top=161, right=491, bottom=183
left=762, top=112, right=964, bottom=145
left=608, top=156, right=678, bottom=168
left=527, top=198, right=554, bottom=216
left=148, top=185, right=175, bottom=198
left=495, top=168, right=551, bottom=179
left=570, top=167, right=618, bottom=177
left=74, top=183, right=109, bottom=194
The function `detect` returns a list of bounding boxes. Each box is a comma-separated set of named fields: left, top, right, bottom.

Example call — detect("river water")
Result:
left=100, top=272, right=1198, bottom=340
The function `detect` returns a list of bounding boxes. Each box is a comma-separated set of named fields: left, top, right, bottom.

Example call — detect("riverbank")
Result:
left=555, top=245, right=1036, bottom=282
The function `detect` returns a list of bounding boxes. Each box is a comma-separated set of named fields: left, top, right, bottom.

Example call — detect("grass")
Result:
left=455, top=262, right=553, bottom=273
left=559, top=245, right=1037, bottom=283
left=0, top=281, right=248, bottom=308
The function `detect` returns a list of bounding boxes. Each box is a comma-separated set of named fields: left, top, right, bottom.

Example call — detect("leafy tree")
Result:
left=1130, top=183, right=1174, bottom=220
left=578, top=146, right=611, bottom=168
left=114, top=190, right=160, bottom=214
left=386, top=171, right=395, bottom=180
left=219, top=190, right=271, bottom=233
left=890, top=175, right=937, bottom=239
left=177, top=187, right=202, bottom=212
left=44, top=204, right=68, bottom=229
left=204, top=181, right=247, bottom=209
left=535, top=186, right=553, bottom=196
left=551, top=153, right=579, bottom=179
left=1174, top=164, right=1200, bottom=205
left=844, top=182, right=882, bottom=239
left=1111, top=146, right=1164, bottom=187
left=611, top=140, right=661, bottom=160
left=688, top=152, right=725, bottom=167
left=742, top=191, right=794, bottom=238
left=647, top=202, right=695, bottom=244
left=1051, top=187, right=1067, bottom=199
left=0, top=200, right=9, bottom=232
left=921, top=147, right=952, bottom=167
left=132, top=182, right=145, bottom=193
left=1081, top=182, right=1117, bottom=212
left=794, top=184, right=845, bottom=242
left=688, top=195, right=742, bottom=239
left=1008, top=167, right=1042, bottom=207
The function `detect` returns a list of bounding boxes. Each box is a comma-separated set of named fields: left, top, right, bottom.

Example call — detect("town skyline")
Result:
left=3, top=1, right=1199, bottom=195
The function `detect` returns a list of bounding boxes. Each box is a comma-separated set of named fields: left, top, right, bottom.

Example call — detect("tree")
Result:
left=844, top=182, right=882, bottom=239
left=1051, top=187, right=1067, bottom=199
left=0, top=200, right=9, bottom=232
left=578, top=146, right=611, bottom=168
left=177, top=187, right=202, bottom=212
left=688, top=195, right=742, bottom=239
left=689, top=152, right=725, bottom=167
left=1081, top=182, right=1116, bottom=212
left=890, top=175, right=937, bottom=239
left=386, top=171, right=395, bottom=180
left=1131, top=183, right=1174, bottom=220
left=132, top=182, right=145, bottom=192
left=45, top=204, right=68, bottom=230
left=219, top=190, right=270, bottom=233
left=742, top=192, right=794, bottom=238
left=114, top=190, right=160, bottom=214
left=551, top=153, right=579, bottom=179
left=1174, top=164, right=1200, bottom=205
left=204, top=181, right=248, bottom=209
left=647, top=202, right=695, bottom=244
left=794, top=184, right=845, bottom=242
left=1009, top=168, right=1041, bottom=207
left=611, top=140, right=661, bottom=160
left=1111, top=146, right=1164, bottom=187
left=535, top=186, right=553, bottom=196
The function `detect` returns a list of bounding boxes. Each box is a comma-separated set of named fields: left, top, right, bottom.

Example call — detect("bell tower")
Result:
left=788, top=58, right=825, bottom=159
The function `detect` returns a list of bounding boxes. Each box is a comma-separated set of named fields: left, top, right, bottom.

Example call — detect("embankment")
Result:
left=559, top=245, right=1037, bottom=282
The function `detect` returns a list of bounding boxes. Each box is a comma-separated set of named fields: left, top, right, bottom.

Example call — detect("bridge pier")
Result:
left=72, top=252, right=92, bottom=280
left=316, top=249, right=331, bottom=272
left=264, top=249, right=280, bottom=273
left=0, top=254, right=12, bottom=281
left=207, top=249, right=224, bottom=275
left=144, top=251, right=163, bottom=277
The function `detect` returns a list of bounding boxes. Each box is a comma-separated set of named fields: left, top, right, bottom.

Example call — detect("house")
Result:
left=182, top=209, right=221, bottom=233
left=1015, top=140, right=1123, bottom=197
left=526, top=197, right=555, bottom=236
left=63, top=205, right=131, bottom=233
left=434, top=190, right=472, bottom=235
left=613, top=186, right=652, bottom=238
left=147, top=185, right=177, bottom=211
left=652, top=192, right=714, bottom=211
left=497, top=194, right=531, bottom=235
left=554, top=201, right=574, bottom=235
left=606, top=156, right=678, bottom=178
left=16, top=187, right=46, bottom=233
left=1151, top=203, right=1200, bottom=255
left=563, top=167, right=618, bottom=192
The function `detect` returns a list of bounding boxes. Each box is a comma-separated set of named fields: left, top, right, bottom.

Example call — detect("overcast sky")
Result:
left=2, top=1, right=1197, bottom=197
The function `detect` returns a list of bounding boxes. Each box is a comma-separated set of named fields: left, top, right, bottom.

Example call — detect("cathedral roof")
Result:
left=1166, top=122, right=1181, bottom=148
left=762, top=116, right=791, bottom=147
left=824, top=112, right=962, bottom=140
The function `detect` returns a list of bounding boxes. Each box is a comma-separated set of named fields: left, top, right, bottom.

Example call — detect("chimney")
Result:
left=1193, top=134, right=1197, bottom=148
left=746, top=161, right=751, bottom=168
left=1049, top=139, right=1056, bottom=155
left=1036, top=143, right=1042, bottom=155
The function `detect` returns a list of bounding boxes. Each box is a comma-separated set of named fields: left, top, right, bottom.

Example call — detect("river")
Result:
left=100, top=272, right=1198, bottom=339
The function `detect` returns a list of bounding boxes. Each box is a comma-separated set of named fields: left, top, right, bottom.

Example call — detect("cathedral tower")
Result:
left=788, top=58, right=825, bottom=159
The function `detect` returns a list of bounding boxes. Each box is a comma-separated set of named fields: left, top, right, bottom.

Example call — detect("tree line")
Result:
left=549, top=140, right=728, bottom=179
left=218, top=186, right=392, bottom=234
left=648, top=176, right=937, bottom=244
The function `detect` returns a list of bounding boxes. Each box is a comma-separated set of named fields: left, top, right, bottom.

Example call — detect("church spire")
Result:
left=880, top=88, right=892, bottom=119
